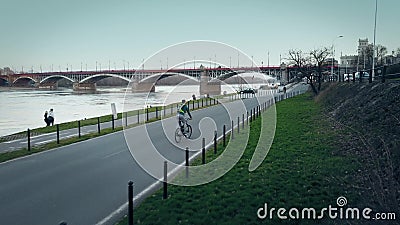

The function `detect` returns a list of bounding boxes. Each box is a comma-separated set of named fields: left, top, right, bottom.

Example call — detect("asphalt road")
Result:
left=0, top=84, right=308, bottom=225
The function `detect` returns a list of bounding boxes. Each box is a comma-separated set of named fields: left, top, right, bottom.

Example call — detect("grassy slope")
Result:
left=116, top=93, right=359, bottom=225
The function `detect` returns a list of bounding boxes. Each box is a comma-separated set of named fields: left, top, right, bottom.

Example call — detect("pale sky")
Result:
left=1, top=0, right=399, bottom=72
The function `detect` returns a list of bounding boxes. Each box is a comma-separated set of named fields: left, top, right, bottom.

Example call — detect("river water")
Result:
left=0, top=84, right=257, bottom=137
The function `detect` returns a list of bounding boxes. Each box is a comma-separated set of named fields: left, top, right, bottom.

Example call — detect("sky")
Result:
left=1, top=0, right=399, bottom=72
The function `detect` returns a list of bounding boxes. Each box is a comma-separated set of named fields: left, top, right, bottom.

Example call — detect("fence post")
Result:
left=247, top=111, right=249, bottom=125
left=202, top=138, right=206, bottom=164
left=78, top=121, right=81, bottom=138
left=163, top=161, right=168, bottom=199
left=186, top=147, right=189, bottom=178
left=352, top=72, right=356, bottom=83
left=128, top=181, right=134, bottom=225
left=250, top=109, right=253, bottom=122
left=27, top=128, right=31, bottom=151
left=97, top=117, right=100, bottom=134
left=146, top=107, right=149, bottom=122
left=57, top=124, right=60, bottom=144
left=242, top=114, right=244, bottom=130
left=231, top=120, right=234, bottom=139
left=214, top=131, right=217, bottom=154
left=382, top=65, right=386, bottom=83
left=237, top=117, right=240, bottom=134
left=223, top=124, right=226, bottom=147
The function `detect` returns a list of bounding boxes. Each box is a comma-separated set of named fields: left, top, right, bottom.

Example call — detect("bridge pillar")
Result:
left=200, top=69, right=221, bottom=96
left=131, top=79, right=155, bottom=93
left=38, top=82, right=58, bottom=90
left=73, top=82, right=97, bottom=92
left=280, top=63, right=288, bottom=84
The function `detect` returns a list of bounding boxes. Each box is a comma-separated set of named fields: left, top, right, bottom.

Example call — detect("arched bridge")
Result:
left=4, top=66, right=284, bottom=93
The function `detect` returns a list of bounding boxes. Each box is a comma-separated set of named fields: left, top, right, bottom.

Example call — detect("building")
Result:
left=358, top=38, right=370, bottom=55
left=1, top=67, right=14, bottom=75
left=340, top=55, right=358, bottom=73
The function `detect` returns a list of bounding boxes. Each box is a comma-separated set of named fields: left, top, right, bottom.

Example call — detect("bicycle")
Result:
left=175, top=117, right=192, bottom=143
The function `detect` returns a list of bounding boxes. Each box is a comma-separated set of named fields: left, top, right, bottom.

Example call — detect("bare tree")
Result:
left=375, top=44, right=388, bottom=66
left=286, top=49, right=318, bottom=95
left=310, top=47, right=331, bottom=92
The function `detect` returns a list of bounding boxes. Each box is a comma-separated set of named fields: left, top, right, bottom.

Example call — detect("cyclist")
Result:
left=177, top=99, right=192, bottom=134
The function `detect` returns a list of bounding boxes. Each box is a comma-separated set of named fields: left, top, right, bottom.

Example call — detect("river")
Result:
left=0, top=84, right=258, bottom=137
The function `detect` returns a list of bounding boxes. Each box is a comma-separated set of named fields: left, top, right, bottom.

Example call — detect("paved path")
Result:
left=0, top=84, right=308, bottom=225
left=0, top=90, right=280, bottom=153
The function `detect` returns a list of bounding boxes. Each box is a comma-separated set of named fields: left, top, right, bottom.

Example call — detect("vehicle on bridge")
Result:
left=238, top=88, right=257, bottom=94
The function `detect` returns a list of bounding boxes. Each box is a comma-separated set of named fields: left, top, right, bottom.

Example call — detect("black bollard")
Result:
left=202, top=98, right=204, bottom=107
left=186, top=147, right=189, bottom=178
left=163, top=161, right=168, bottom=199
left=128, top=181, right=134, bottom=225
left=112, top=115, right=115, bottom=130
left=97, top=117, right=100, bottom=134
left=78, top=121, right=81, bottom=138
left=27, top=128, right=31, bottom=151
left=125, top=112, right=128, bottom=127
left=242, top=114, right=244, bottom=130
left=202, top=138, right=206, bottom=164
left=237, top=117, right=240, bottom=134
left=56, top=124, right=60, bottom=144
left=146, top=107, right=149, bottom=122
left=137, top=110, right=140, bottom=124
left=231, top=120, right=234, bottom=139
left=369, top=69, right=373, bottom=83
left=192, top=100, right=194, bottom=110
left=382, top=65, right=386, bottom=83
left=250, top=109, right=253, bottom=122
left=156, top=107, right=158, bottom=119
left=214, top=131, right=217, bottom=154
left=223, top=124, right=226, bottom=147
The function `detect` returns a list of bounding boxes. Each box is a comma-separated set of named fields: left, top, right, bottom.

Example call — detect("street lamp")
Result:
left=332, top=35, right=344, bottom=81
left=372, top=0, right=378, bottom=80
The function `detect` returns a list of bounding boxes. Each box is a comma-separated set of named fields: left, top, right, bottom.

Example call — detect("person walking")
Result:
left=44, top=111, right=50, bottom=126
left=48, top=108, right=55, bottom=126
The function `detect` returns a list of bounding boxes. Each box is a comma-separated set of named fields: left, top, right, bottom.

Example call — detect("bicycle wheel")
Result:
left=175, top=128, right=182, bottom=143
left=185, top=124, right=192, bottom=139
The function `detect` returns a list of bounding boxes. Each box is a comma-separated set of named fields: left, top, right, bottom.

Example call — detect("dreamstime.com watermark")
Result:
left=257, top=196, right=396, bottom=221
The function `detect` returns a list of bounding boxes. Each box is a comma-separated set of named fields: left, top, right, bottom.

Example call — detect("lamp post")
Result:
left=332, top=35, right=344, bottom=81
left=372, top=0, right=378, bottom=80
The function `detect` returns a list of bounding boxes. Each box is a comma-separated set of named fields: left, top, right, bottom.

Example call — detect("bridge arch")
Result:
left=40, top=75, right=75, bottom=84
left=13, top=76, right=37, bottom=85
left=139, top=72, right=199, bottom=84
left=80, top=73, right=131, bottom=83
left=0, top=76, right=9, bottom=85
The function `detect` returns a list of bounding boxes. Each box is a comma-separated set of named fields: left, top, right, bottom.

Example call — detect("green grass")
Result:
left=116, top=93, right=360, bottom=225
